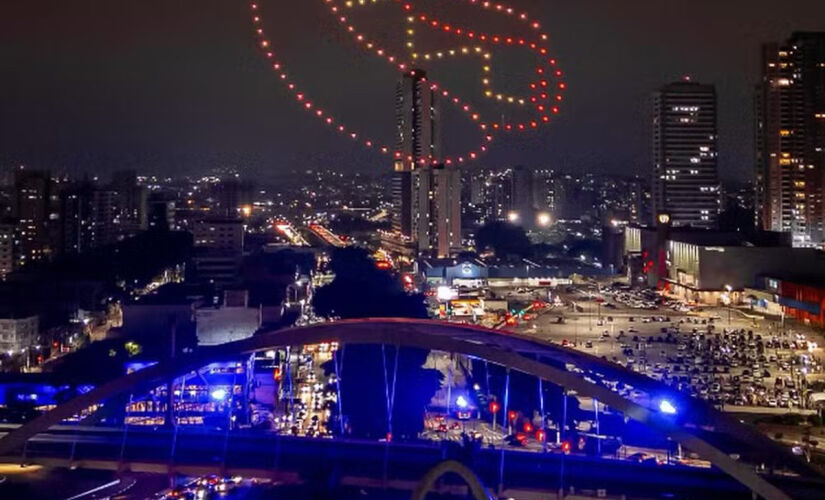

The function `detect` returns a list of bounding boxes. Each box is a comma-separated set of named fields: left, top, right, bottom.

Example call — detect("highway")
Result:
left=2, top=425, right=823, bottom=499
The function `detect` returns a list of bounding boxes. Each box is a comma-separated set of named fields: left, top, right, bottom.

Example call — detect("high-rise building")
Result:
left=511, top=165, right=537, bottom=227
left=111, top=170, right=148, bottom=239
left=651, top=80, right=721, bottom=229
left=392, top=69, right=441, bottom=252
left=192, top=218, right=244, bottom=288
left=534, top=169, right=556, bottom=216
left=0, top=220, right=14, bottom=280
left=755, top=32, right=825, bottom=247
left=12, top=168, right=54, bottom=267
left=59, top=183, right=118, bottom=255
left=430, top=165, right=462, bottom=257
left=148, top=193, right=176, bottom=232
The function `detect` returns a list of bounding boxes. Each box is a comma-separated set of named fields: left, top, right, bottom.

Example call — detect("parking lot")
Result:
left=510, top=283, right=825, bottom=412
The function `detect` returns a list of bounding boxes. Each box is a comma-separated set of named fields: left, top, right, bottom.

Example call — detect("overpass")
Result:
left=5, top=425, right=821, bottom=500
left=0, top=319, right=822, bottom=499
left=307, top=223, right=348, bottom=247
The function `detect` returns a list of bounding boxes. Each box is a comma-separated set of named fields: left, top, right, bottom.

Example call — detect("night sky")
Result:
left=2, top=0, right=824, bottom=181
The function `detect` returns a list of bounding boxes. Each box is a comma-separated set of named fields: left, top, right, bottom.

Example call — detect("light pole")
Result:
left=724, top=285, right=733, bottom=325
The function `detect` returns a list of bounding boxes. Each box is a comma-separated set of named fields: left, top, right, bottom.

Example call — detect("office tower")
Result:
left=0, top=220, right=14, bottom=279
left=59, top=183, right=118, bottom=255
left=111, top=170, right=148, bottom=239
left=755, top=32, right=825, bottom=246
left=651, top=80, right=721, bottom=228
left=392, top=69, right=439, bottom=245
left=12, top=168, right=54, bottom=267
left=193, top=218, right=244, bottom=288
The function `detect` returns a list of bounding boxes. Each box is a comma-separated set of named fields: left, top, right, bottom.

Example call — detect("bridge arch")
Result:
left=0, top=318, right=807, bottom=499
left=411, top=460, right=493, bottom=500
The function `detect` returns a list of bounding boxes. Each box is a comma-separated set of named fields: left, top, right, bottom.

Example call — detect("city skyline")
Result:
left=1, top=0, right=824, bottom=180
left=2, top=2, right=825, bottom=496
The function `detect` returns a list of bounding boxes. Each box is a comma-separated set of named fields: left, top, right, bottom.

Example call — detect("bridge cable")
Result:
left=380, top=344, right=400, bottom=484
left=118, top=392, right=134, bottom=466
left=169, top=370, right=188, bottom=465
left=559, top=390, right=568, bottom=497
left=68, top=401, right=81, bottom=465
left=484, top=360, right=491, bottom=407
left=333, top=345, right=345, bottom=435
left=221, top=366, right=239, bottom=474
left=497, top=368, right=510, bottom=495
left=446, top=353, right=454, bottom=425
left=538, top=378, right=546, bottom=453
left=285, top=346, right=293, bottom=418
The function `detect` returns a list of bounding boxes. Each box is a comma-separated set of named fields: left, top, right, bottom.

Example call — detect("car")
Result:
left=626, top=452, right=660, bottom=465
left=505, top=433, right=528, bottom=447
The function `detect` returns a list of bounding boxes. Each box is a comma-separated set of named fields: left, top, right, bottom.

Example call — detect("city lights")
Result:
left=537, top=212, right=551, bottom=226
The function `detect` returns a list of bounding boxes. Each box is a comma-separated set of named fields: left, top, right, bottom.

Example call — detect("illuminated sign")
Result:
left=436, top=286, right=459, bottom=302
left=657, top=214, right=671, bottom=224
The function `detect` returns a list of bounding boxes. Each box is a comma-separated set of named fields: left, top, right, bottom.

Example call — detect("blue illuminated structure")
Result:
left=659, top=399, right=677, bottom=415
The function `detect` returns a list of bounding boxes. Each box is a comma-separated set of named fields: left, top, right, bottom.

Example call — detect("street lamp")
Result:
left=724, top=284, right=733, bottom=325
left=489, top=401, right=500, bottom=431
left=537, top=212, right=551, bottom=227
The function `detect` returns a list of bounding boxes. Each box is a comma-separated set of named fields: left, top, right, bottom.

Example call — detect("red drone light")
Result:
left=246, top=0, right=566, bottom=165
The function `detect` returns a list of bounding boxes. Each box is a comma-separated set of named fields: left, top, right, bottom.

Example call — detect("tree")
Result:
left=475, top=221, right=532, bottom=259
left=313, top=247, right=427, bottom=319
left=314, top=247, right=441, bottom=438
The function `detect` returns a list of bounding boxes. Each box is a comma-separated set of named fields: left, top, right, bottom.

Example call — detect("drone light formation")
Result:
left=247, top=0, right=566, bottom=165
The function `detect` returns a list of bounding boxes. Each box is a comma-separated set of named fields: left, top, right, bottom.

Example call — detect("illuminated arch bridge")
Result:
left=0, top=319, right=822, bottom=499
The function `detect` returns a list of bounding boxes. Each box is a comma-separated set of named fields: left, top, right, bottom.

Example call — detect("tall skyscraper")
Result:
left=755, top=32, right=825, bottom=247
left=651, top=80, right=720, bottom=229
left=392, top=69, right=439, bottom=242
left=391, top=68, right=459, bottom=257
left=12, top=168, right=54, bottom=267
